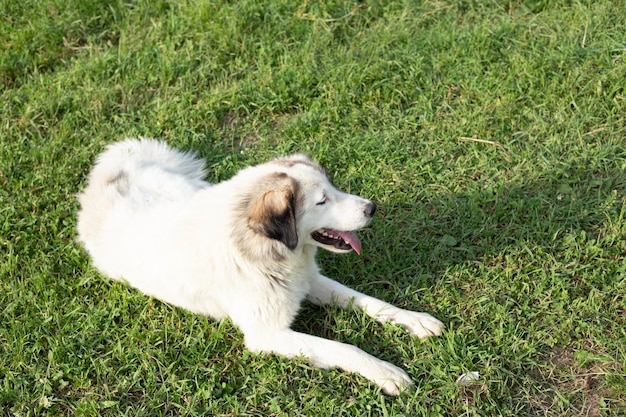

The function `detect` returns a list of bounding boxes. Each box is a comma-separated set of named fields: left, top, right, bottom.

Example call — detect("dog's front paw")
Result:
left=363, top=359, right=413, bottom=396
left=394, top=310, right=445, bottom=339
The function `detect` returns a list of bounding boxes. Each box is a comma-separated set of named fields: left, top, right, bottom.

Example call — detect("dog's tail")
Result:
left=87, top=138, right=206, bottom=190
left=77, top=138, right=206, bottom=245
left=83, top=138, right=206, bottom=194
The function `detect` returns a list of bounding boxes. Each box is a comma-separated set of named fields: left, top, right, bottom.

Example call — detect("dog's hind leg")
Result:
left=243, top=328, right=412, bottom=396
left=306, top=274, right=445, bottom=339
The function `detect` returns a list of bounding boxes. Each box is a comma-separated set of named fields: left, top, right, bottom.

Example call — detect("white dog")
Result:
left=77, top=138, right=444, bottom=395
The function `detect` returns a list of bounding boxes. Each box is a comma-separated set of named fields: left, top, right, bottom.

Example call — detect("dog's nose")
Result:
left=364, top=201, right=377, bottom=217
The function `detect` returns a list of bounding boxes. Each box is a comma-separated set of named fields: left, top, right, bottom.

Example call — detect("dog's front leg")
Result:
left=243, top=328, right=412, bottom=396
left=307, top=274, right=445, bottom=339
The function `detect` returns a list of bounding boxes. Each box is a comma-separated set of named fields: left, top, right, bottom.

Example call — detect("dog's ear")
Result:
left=248, top=174, right=298, bottom=250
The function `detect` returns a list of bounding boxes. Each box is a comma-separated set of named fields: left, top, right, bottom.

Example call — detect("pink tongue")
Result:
left=336, top=230, right=362, bottom=255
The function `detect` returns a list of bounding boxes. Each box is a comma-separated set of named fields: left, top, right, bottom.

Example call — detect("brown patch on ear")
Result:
left=248, top=173, right=298, bottom=250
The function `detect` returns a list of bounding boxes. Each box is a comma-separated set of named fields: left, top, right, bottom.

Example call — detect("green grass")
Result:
left=1, top=0, right=625, bottom=415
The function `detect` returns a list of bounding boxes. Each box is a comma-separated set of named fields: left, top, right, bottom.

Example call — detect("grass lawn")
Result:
left=1, top=0, right=625, bottom=415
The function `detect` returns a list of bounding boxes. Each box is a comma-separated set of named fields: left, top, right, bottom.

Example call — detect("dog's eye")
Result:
left=316, top=197, right=329, bottom=206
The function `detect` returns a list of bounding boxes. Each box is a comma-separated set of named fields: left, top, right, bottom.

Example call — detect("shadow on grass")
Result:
left=293, top=157, right=625, bottom=413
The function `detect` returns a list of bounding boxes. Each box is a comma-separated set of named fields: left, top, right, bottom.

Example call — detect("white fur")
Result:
left=77, top=138, right=444, bottom=395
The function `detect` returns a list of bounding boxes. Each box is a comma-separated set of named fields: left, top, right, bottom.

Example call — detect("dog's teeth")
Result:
left=318, top=230, right=344, bottom=241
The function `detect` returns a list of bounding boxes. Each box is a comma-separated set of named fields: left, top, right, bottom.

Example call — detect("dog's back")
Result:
left=76, top=138, right=207, bottom=264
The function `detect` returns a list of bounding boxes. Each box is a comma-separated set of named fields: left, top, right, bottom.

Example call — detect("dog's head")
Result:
left=245, top=155, right=375, bottom=255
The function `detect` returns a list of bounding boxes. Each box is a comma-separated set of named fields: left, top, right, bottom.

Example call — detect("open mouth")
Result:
left=311, top=228, right=362, bottom=255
